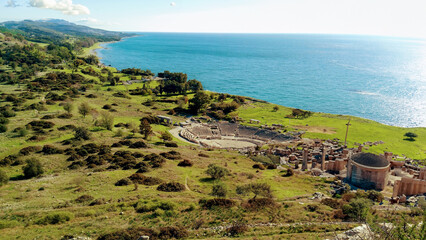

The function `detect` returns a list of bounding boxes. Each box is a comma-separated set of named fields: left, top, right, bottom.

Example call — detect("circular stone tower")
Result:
left=346, top=153, right=390, bottom=190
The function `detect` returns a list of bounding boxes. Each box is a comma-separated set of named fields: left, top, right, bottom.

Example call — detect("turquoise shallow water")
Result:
left=97, top=33, right=426, bottom=128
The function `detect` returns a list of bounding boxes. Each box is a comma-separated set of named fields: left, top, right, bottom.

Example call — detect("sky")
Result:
left=1, top=0, right=426, bottom=38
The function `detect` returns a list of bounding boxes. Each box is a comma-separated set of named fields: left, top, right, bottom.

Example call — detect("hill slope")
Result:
left=0, top=19, right=134, bottom=43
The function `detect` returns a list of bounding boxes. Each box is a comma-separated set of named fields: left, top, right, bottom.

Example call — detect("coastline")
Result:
left=92, top=36, right=425, bottom=130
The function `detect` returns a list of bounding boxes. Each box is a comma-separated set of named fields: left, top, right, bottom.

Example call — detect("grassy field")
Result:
left=0, top=35, right=424, bottom=239
left=236, top=101, right=426, bottom=160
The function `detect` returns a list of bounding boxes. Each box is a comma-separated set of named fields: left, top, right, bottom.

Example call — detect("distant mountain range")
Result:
left=0, top=19, right=135, bottom=43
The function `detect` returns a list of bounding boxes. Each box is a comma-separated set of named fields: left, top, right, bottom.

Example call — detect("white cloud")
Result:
left=29, top=0, right=90, bottom=15
left=170, top=2, right=176, bottom=7
left=76, top=17, right=99, bottom=25
left=5, top=0, right=19, bottom=7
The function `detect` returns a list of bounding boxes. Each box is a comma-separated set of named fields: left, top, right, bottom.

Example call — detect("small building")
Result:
left=346, top=153, right=390, bottom=190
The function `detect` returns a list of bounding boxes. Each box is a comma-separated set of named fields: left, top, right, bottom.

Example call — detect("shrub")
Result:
left=160, top=151, right=181, bottom=160
left=227, top=222, right=248, bottom=236
left=198, top=153, right=209, bottom=158
left=342, top=198, right=372, bottom=221
left=158, top=226, right=188, bottom=239
left=165, top=142, right=178, bottom=148
left=177, top=159, right=193, bottom=167
left=97, top=227, right=156, bottom=240
left=199, top=198, right=235, bottom=209
left=22, top=158, right=44, bottom=179
left=68, top=161, right=84, bottom=169
left=98, top=111, right=114, bottom=131
left=0, top=124, right=7, bottom=133
left=74, top=127, right=91, bottom=140
left=242, top=198, right=277, bottom=210
left=366, top=190, right=384, bottom=203
left=144, top=153, right=166, bottom=168
left=206, top=164, right=229, bottom=179
left=128, top=173, right=163, bottom=186
left=129, top=141, right=147, bottom=149
left=157, top=182, right=185, bottom=192
left=0, top=169, right=8, bottom=186
left=57, top=113, right=73, bottom=119
left=89, top=198, right=106, bottom=206
left=118, top=140, right=133, bottom=146
left=36, top=212, right=74, bottom=225
left=236, top=183, right=273, bottom=199
left=42, top=145, right=63, bottom=155
left=321, top=198, right=341, bottom=209
left=0, top=117, right=9, bottom=124
left=211, top=184, right=227, bottom=197
left=252, top=163, right=265, bottom=170
left=75, top=195, right=95, bottom=203
left=27, top=121, right=55, bottom=129
left=19, top=146, right=42, bottom=156
left=115, top=178, right=133, bottom=186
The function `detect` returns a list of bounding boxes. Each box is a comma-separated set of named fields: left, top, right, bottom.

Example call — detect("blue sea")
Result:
left=97, top=33, right=426, bottom=128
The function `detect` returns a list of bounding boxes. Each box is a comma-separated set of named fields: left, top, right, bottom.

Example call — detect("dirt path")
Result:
left=185, top=175, right=191, bottom=191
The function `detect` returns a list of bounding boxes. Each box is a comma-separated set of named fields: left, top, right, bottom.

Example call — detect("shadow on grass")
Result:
left=199, top=177, right=216, bottom=183
left=9, top=175, right=26, bottom=181
left=403, top=138, right=416, bottom=142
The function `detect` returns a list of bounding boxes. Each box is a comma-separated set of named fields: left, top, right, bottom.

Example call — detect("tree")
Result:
left=342, top=198, right=372, bottom=221
left=272, top=106, right=279, bottom=112
left=139, top=119, right=152, bottom=140
left=63, top=101, right=74, bottom=114
left=74, top=127, right=91, bottom=140
left=160, top=131, right=173, bottom=142
left=205, top=164, right=229, bottom=180
left=78, top=102, right=91, bottom=118
left=189, top=91, right=210, bottom=114
left=99, top=111, right=114, bottom=131
left=236, top=183, right=272, bottom=199
left=0, top=169, right=8, bottom=186
left=23, top=158, right=44, bottom=179
left=404, top=132, right=418, bottom=141
left=186, top=79, right=203, bottom=92
left=211, top=184, right=227, bottom=197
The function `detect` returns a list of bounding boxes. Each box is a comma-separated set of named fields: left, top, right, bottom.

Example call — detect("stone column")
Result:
left=302, top=149, right=308, bottom=171
left=321, top=147, right=326, bottom=171
left=392, top=180, right=401, bottom=198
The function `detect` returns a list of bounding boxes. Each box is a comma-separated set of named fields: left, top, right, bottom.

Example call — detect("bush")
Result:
left=144, top=153, right=166, bottom=168
left=211, top=184, right=227, bottom=197
left=158, top=226, right=188, bottom=239
left=129, top=141, right=147, bottom=148
left=27, top=121, right=55, bottom=129
left=57, top=113, right=73, bottom=119
left=342, top=198, right=372, bottom=221
left=321, top=198, right=341, bottom=209
left=206, top=164, right=229, bottom=179
left=128, top=173, right=163, bottom=186
left=227, top=222, right=248, bottom=237
left=165, top=142, right=178, bottom=148
left=157, top=182, right=185, bottom=192
left=199, top=198, right=235, bottom=209
left=160, top=150, right=181, bottom=160
left=115, top=178, right=132, bottom=186
left=0, top=124, right=7, bottom=133
left=75, top=195, right=95, bottom=203
left=252, top=163, right=265, bottom=170
left=19, top=146, right=42, bottom=156
left=0, top=169, right=8, bottom=186
left=97, top=227, right=156, bottom=240
left=98, top=111, right=114, bottom=131
left=74, top=127, right=91, bottom=140
left=242, top=198, right=277, bottom=210
left=177, top=159, right=193, bottom=167
left=41, top=145, right=63, bottom=155
left=36, top=212, right=74, bottom=225
left=22, top=158, right=44, bottom=179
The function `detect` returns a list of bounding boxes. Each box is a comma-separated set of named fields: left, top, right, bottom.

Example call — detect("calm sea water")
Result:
left=97, top=33, right=426, bottom=128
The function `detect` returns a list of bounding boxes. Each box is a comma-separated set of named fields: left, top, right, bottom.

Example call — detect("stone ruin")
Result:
left=178, top=120, right=299, bottom=149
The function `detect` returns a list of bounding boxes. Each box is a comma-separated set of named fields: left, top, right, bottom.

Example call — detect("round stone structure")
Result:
left=346, top=153, right=390, bottom=190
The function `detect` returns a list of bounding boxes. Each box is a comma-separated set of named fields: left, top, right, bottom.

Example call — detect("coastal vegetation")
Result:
left=0, top=21, right=424, bottom=239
